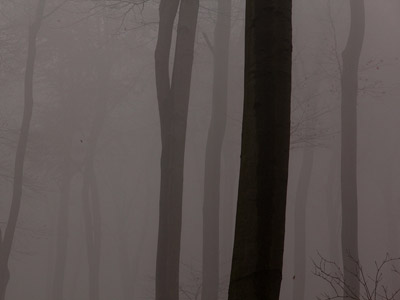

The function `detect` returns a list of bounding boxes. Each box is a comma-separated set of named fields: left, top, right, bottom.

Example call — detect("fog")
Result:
left=0, top=0, right=399, bottom=299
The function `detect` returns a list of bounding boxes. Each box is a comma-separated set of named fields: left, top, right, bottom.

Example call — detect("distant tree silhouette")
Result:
left=154, top=0, right=200, bottom=299
left=202, top=0, right=231, bottom=299
left=340, top=0, right=365, bottom=298
left=0, top=0, right=46, bottom=298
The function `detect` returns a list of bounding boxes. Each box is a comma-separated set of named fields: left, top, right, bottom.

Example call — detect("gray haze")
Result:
left=0, top=0, right=399, bottom=299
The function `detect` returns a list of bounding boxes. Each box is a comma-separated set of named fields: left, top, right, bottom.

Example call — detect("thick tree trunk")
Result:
left=293, top=146, right=314, bottom=300
left=0, top=1, right=46, bottom=298
left=340, top=0, right=364, bottom=298
left=227, top=0, right=292, bottom=299
left=202, top=0, right=231, bottom=299
left=154, top=0, right=199, bottom=299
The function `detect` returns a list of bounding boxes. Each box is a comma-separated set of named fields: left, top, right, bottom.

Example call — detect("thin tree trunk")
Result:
left=291, top=57, right=319, bottom=300
left=81, top=76, right=107, bottom=300
left=154, top=1, right=180, bottom=296
left=52, top=148, right=72, bottom=300
left=117, top=194, right=151, bottom=300
left=380, top=151, right=398, bottom=287
left=202, top=0, right=231, bottom=299
left=82, top=151, right=102, bottom=300
left=0, top=1, right=46, bottom=298
left=293, top=146, right=314, bottom=300
left=81, top=47, right=110, bottom=300
left=326, top=149, right=340, bottom=265
left=227, top=0, right=292, bottom=299
left=154, top=0, right=199, bottom=299
left=117, top=223, right=134, bottom=300
left=220, top=158, right=238, bottom=277
left=340, top=0, right=364, bottom=298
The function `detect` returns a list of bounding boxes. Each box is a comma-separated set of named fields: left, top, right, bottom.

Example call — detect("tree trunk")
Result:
left=117, top=193, right=151, bottom=300
left=81, top=61, right=108, bottom=300
left=227, top=0, right=292, bottom=299
left=117, top=223, right=135, bottom=300
left=154, top=0, right=199, bottom=299
left=326, top=149, right=341, bottom=264
left=0, top=1, right=46, bottom=298
left=220, top=161, right=238, bottom=272
left=51, top=147, right=72, bottom=300
left=202, top=0, right=231, bottom=299
left=340, top=0, right=364, bottom=298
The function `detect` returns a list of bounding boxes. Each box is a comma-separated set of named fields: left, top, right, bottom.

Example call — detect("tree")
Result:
left=46, top=20, right=98, bottom=300
left=340, top=0, right=365, bottom=298
left=154, top=0, right=200, bottom=299
left=202, top=0, right=231, bottom=299
left=81, top=56, right=109, bottom=300
left=292, top=75, right=318, bottom=300
left=0, top=0, right=46, bottom=298
left=227, top=0, right=292, bottom=299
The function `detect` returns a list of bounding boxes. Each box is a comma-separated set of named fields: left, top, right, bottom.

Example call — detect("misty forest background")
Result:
left=0, top=0, right=398, bottom=299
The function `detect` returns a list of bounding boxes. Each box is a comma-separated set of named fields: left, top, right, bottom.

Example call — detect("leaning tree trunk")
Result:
left=0, top=1, right=46, bottom=298
left=227, top=0, right=292, bottom=299
left=340, top=0, right=364, bottom=298
left=202, top=0, right=231, bottom=299
left=154, top=0, right=199, bottom=299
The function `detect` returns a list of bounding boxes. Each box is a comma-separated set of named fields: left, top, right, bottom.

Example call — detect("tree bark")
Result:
left=202, top=0, right=231, bottom=299
left=227, top=0, right=292, bottom=299
left=340, top=0, right=364, bottom=298
left=0, top=1, right=46, bottom=298
left=154, top=0, right=199, bottom=299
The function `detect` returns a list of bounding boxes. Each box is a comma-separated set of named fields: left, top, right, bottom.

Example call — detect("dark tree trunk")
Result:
left=0, top=1, right=46, bottom=298
left=340, top=0, right=364, bottom=298
left=227, top=0, right=292, bottom=299
left=202, top=0, right=231, bottom=299
left=154, top=0, right=199, bottom=299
